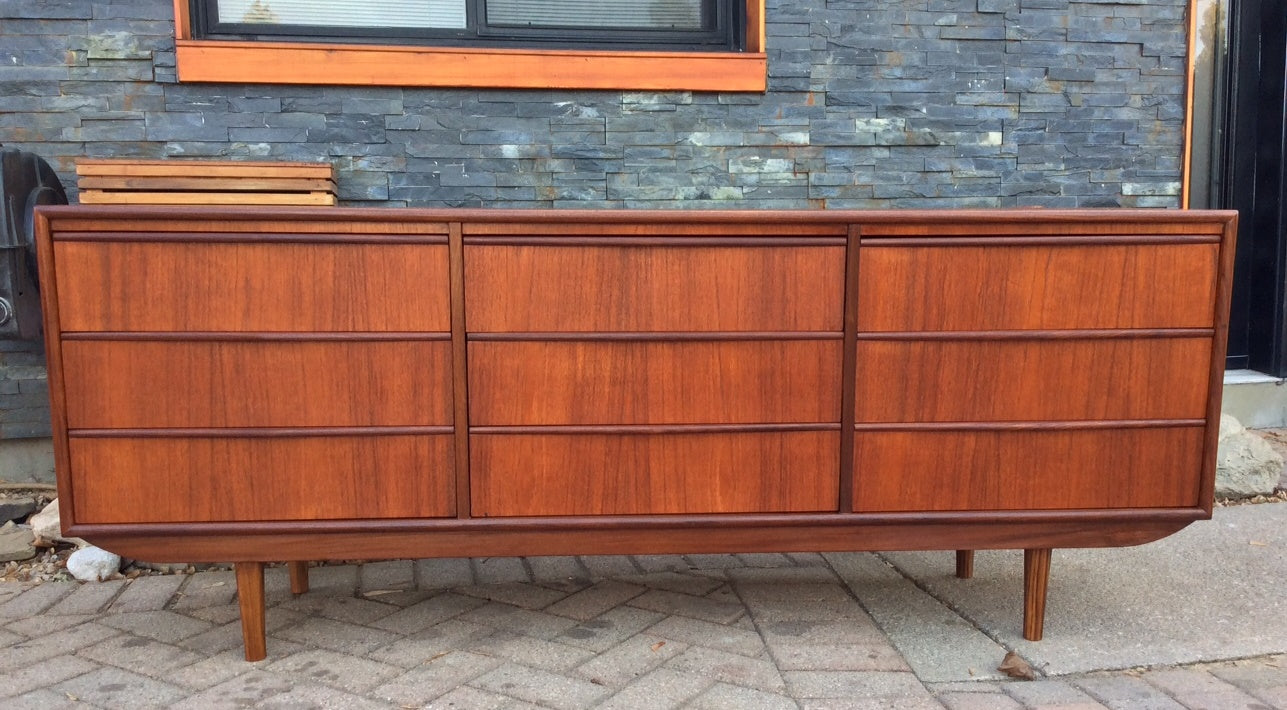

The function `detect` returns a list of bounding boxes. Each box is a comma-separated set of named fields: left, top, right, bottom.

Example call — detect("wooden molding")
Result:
left=1182, top=0, right=1198, bottom=208
left=175, top=40, right=766, bottom=91
left=746, top=0, right=766, bottom=53
left=172, top=0, right=190, bottom=41
left=171, top=2, right=767, bottom=90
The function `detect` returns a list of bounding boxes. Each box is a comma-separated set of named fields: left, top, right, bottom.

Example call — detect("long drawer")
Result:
left=471, top=431, right=840, bottom=516
left=70, top=434, right=456, bottom=523
left=469, top=340, right=842, bottom=425
left=53, top=241, right=451, bottom=332
left=465, top=244, right=845, bottom=333
left=62, top=339, right=453, bottom=428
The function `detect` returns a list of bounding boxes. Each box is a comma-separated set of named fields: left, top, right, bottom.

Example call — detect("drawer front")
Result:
left=471, top=432, right=839, bottom=516
left=70, top=434, right=455, bottom=523
left=469, top=340, right=842, bottom=425
left=857, top=244, right=1219, bottom=331
left=853, top=428, right=1204, bottom=512
left=53, top=241, right=451, bottom=332
left=854, top=338, right=1211, bottom=423
left=465, top=245, right=845, bottom=332
left=62, top=340, right=453, bottom=429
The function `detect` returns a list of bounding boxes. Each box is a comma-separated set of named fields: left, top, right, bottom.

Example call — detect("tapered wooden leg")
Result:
left=955, top=550, right=975, bottom=579
left=288, top=561, right=310, bottom=595
left=234, top=562, right=267, bottom=662
left=1023, top=548, right=1052, bottom=642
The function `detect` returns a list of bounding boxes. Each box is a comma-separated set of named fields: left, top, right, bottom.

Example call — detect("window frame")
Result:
left=200, top=0, right=739, bottom=53
left=172, top=0, right=767, bottom=91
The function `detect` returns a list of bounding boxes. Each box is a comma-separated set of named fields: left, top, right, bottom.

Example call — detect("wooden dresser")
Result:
left=35, top=206, right=1236, bottom=660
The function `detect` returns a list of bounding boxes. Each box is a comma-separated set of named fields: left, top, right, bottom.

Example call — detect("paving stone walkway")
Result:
left=1, top=552, right=1284, bottom=709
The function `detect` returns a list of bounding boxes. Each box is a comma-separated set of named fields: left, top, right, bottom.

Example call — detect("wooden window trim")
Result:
left=171, top=1, right=767, bottom=91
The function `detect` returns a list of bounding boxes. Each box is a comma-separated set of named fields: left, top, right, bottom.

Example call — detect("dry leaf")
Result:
left=362, top=589, right=400, bottom=597
left=651, top=641, right=666, bottom=652
left=997, top=651, right=1036, bottom=680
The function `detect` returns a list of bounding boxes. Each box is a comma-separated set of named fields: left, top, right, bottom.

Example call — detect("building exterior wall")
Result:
left=0, top=0, right=1191, bottom=448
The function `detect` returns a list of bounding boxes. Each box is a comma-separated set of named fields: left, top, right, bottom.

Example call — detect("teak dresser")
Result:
left=35, top=206, right=1237, bottom=661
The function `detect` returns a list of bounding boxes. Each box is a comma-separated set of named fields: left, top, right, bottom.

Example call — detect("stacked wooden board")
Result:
left=75, top=159, right=336, bottom=206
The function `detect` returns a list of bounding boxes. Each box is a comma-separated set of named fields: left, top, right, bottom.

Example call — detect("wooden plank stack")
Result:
left=75, top=159, right=336, bottom=206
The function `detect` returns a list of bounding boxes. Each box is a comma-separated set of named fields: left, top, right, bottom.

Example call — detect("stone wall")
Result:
left=0, top=0, right=1191, bottom=443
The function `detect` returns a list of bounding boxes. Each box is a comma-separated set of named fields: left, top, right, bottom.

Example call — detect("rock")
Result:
left=27, top=498, right=85, bottom=546
left=1216, top=414, right=1285, bottom=498
left=0, top=496, right=37, bottom=524
left=0, top=521, right=36, bottom=562
left=29, top=498, right=63, bottom=542
left=67, top=546, right=121, bottom=582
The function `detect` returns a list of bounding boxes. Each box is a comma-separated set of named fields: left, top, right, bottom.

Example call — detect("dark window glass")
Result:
left=196, top=0, right=739, bottom=51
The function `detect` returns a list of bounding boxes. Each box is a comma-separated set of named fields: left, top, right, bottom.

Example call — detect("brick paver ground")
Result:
left=1, top=553, right=1284, bottom=709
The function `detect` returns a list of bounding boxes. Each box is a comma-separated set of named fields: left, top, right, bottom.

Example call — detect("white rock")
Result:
left=1216, top=414, right=1284, bottom=498
left=28, top=498, right=62, bottom=541
left=66, top=546, right=121, bottom=582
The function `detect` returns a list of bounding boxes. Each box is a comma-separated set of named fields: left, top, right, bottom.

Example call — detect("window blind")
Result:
left=486, top=0, right=705, bottom=30
left=216, top=0, right=468, bottom=29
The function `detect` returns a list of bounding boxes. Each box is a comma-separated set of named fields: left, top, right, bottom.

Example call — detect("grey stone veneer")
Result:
left=0, top=0, right=1189, bottom=439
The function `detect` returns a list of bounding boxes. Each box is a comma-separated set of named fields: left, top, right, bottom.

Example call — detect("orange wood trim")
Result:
left=35, top=212, right=76, bottom=532
left=55, top=233, right=448, bottom=245
left=175, top=40, right=767, bottom=91
left=172, top=0, right=190, bottom=41
left=746, top=0, right=766, bottom=53
left=855, top=329, right=1215, bottom=341
left=853, top=420, right=1206, bottom=432
left=37, top=204, right=1238, bottom=228
left=70, top=426, right=455, bottom=438
left=470, top=423, right=840, bottom=435
left=63, top=512, right=1203, bottom=563
left=61, top=332, right=452, bottom=342
left=449, top=222, right=470, bottom=519
left=1182, top=0, right=1198, bottom=209
left=1201, top=215, right=1239, bottom=513
left=77, top=160, right=334, bottom=177
left=838, top=226, right=861, bottom=514
left=469, top=331, right=842, bottom=342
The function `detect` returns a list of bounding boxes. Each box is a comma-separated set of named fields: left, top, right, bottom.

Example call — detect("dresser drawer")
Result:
left=469, top=340, right=842, bottom=425
left=61, top=340, right=453, bottom=429
left=53, top=241, right=451, bottom=332
left=853, top=427, right=1204, bottom=512
left=70, top=434, right=455, bottom=523
left=854, top=338, right=1211, bottom=423
left=857, top=243, right=1219, bottom=332
left=471, top=431, right=839, bottom=516
left=465, top=245, right=845, bottom=332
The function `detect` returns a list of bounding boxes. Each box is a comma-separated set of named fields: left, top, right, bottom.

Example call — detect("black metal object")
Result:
left=0, top=148, right=67, bottom=340
left=1219, top=0, right=1287, bottom=374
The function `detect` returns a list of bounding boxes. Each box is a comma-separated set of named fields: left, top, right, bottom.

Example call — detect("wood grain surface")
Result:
left=62, top=340, right=453, bottom=428
left=469, top=340, right=842, bottom=425
left=54, top=241, right=450, bottom=332
left=471, top=431, right=839, bottom=516
left=465, top=245, right=844, bottom=332
left=70, top=435, right=455, bottom=523
left=853, top=427, right=1205, bottom=512
left=854, top=338, right=1211, bottom=422
left=857, top=243, right=1219, bottom=331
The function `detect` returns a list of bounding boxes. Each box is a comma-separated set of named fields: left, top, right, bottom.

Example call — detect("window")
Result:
left=199, top=0, right=741, bottom=51
left=173, top=1, right=766, bottom=90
